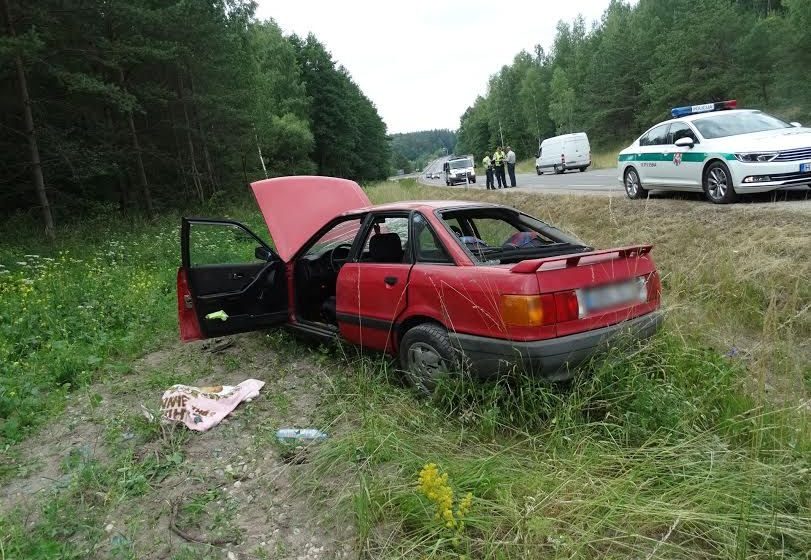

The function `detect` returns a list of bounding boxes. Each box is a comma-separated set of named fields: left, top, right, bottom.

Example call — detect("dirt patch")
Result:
left=1, top=334, right=355, bottom=559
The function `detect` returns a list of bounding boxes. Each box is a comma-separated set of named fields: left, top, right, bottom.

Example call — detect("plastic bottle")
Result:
left=275, top=428, right=328, bottom=442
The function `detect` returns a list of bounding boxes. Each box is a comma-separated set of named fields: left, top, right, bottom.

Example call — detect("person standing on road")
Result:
left=482, top=153, right=494, bottom=189
left=493, top=146, right=506, bottom=189
left=506, top=146, right=516, bottom=187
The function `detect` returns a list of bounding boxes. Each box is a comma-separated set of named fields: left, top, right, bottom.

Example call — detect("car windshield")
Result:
left=692, top=111, right=791, bottom=139
left=438, top=208, right=591, bottom=265
left=449, top=159, right=472, bottom=169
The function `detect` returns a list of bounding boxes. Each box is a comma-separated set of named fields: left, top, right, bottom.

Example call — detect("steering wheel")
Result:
left=329, top=243, right=353, bottom=272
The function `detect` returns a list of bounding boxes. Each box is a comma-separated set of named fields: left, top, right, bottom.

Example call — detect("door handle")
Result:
left=384, top=276, right=397, bottom=286
left=230, top=272, right=244, bottom=280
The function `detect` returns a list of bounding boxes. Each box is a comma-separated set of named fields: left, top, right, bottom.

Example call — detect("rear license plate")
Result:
left=800, top=163, right=811, bottom=173
left=578, top=279, right=646, bottom=315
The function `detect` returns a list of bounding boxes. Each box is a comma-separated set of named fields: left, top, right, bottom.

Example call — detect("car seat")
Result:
left=369, top=232, right=404, bottom=263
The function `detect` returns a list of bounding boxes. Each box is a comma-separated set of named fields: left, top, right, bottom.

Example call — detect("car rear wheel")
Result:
left=624, top=167, right=646, bottom=199
left=400, top=323, right=459, bottom=395
left=536, top=166, right=542, bottom=175
left=579, top=167, right=587, bottom=172
left=703, top=161, right=737, bottom=204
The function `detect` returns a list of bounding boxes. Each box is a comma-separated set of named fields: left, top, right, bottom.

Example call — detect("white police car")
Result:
left=618, top=100, right=811, bottom=203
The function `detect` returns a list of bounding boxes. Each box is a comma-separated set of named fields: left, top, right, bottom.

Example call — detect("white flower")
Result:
left=16, top=261, right=27, bottom=266
left=0, top=270, right=9, bottom=275
left=22, top=279, right=34, bottom=285
left=24, top=254, right=40, bottom=259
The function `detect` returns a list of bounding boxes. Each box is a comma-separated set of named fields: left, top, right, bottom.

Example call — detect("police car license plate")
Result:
left=578, top=278, right=646, bottom=315
left=800, top=163, right=811, bottom=173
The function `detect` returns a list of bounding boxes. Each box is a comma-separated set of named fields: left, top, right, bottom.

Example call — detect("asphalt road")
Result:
left=417, top=159, right=811, bottom=208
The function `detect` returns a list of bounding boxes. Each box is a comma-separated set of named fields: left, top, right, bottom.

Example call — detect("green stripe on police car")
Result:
left=618, top=153, right=736, bottom=163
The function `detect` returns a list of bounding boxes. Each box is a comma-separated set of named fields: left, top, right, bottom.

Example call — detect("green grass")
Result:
left=1, top=181, right=809, bottom=558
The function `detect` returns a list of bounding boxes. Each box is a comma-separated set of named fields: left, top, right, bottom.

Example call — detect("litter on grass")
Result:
left=161, top=379, right=264, bottom=431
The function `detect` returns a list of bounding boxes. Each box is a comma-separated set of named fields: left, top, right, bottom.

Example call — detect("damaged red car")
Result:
left=177, top=176, right=663, bottom=391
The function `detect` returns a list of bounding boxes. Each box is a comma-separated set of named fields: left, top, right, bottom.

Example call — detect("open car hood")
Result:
left=250, top=176, right=371, bottom=262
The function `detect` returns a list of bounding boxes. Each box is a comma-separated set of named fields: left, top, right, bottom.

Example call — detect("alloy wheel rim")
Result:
left=625, top=172, right=639, bottom=196
left=708, top=168, right=728, bottom=199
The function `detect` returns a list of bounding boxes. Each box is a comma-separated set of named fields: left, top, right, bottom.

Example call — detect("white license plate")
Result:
left=578, top=279, right=646, bottom=314
left=800, top=163, right=811, bottom=173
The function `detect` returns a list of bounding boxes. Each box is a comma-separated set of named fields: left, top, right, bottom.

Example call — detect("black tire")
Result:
left=536, top=166, right=542, bottom=175
left=579, top=167, right=587, bottom=172
left=399, top=323, right=459, bottom=394
left=624, top=167, right=646, bottom=200
left=471, top=177, right=476, bottom=183
left=703, top=161, right=737, bottom=204
left=446, top=180, right=451, bottom=186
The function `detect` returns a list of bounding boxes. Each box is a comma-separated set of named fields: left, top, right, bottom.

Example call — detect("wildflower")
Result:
left=16, top=262, right=27, bottom=266
left=24, top=254, right=40, bottom=259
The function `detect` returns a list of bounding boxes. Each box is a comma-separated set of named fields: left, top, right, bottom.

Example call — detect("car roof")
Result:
left=340, top=200, right=506, bottom=216
left=652, top=108, right=758, bottom=128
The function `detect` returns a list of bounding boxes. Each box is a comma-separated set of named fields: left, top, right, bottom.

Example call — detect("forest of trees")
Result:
left=0, top=0, right=390, bottom=238
left=458, top=0, right=811, bottom=161
left=390, top=129, right=457, bottom=173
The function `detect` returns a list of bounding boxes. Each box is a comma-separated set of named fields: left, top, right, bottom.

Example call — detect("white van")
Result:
left=443, top=155, right=476, bottom=185
left=535, top=132, right=591, bottom=174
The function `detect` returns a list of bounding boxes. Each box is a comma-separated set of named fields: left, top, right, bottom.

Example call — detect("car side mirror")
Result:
left=790, top=121, right=802, bottom=128
left=255, top=245, right=274, bottom=262
left=674, top=137, right=695, bottom=148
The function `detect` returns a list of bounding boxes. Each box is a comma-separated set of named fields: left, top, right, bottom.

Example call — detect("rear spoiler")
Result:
left=511, top=245, right=653, bottom=273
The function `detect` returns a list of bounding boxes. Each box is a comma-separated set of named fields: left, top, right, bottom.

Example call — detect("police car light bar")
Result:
left=671, top=100, right=737, bottom=118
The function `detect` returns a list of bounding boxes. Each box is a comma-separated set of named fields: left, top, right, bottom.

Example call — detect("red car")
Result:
left=177, top=176, right=662, bottom=391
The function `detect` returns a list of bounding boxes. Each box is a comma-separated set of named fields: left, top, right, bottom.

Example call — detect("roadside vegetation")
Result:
left=457, top=0, right=811, bottom=161
left=0, top=180, right=808, bottom=558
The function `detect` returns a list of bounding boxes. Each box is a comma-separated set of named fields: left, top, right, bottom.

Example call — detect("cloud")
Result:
left=255, top=0, right=613, bottom=133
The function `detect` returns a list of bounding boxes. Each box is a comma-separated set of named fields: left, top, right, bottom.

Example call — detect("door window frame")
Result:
left=352, top=211, right=413, bottom=264
left=181, top=217, right=276, bottom=269
left=411, top=211, right=454, bottom=265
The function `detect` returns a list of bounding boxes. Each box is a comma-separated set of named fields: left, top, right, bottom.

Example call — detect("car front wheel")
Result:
left=703, top=161, right=737, bottom=204
left=624, top=167, right=646, bottom=199
left=399, top=323, right=459, bottom=394
left=536, top=166, right=542, bottom=175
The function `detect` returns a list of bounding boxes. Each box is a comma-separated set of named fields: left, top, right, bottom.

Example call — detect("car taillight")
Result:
left=501, top=294, right=556, bottom=327
left=501, top=291, right=582, bottom=326
left=647, top=271, right=662, bottom=305
left=554, top=290, right=581, bottom=322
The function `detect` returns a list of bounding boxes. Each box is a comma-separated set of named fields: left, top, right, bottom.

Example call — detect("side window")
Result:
left=470, top=218, right=520, bottom=248
left=412, top=213, right=452, bottom=264
left=189, top=222, right=267, bottom=266
left=638, top=131, right=651, bottom=146
left=304, top=217, right=363, bottom=256
left=646, top=124, right=670, bottom=146
left=668, top=122, right=699, bottom=144
left=360, top=215, right=410, bottom=264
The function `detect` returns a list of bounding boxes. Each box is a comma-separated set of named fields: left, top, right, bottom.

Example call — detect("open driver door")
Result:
left=177, top=218, right=288, bottom=341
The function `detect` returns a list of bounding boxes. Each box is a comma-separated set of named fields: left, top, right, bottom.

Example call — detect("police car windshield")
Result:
left=692, top=111, right=791, bottom=139
left=449, top=159, right=472, bottom=169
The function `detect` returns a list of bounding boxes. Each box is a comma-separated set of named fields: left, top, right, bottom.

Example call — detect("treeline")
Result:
left=390, top=129, right=457, bottom=173
left=0, top=0, right=390, bottom=238
left=458, top=0, right=811, bottom=160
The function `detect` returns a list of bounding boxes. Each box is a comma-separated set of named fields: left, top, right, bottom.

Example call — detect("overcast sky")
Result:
left=255, top=0, right=614, bottom=134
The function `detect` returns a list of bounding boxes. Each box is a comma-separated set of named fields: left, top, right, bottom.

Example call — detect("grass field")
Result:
left=0, top=181, right=808, bottom=559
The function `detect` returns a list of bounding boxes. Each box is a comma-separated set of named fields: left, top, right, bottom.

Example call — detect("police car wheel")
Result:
left=624, top=167, right=646, bottom=199
left=703, top=161, right=737, bottom=204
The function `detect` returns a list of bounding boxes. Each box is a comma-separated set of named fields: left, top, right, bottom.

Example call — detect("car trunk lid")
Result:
left=250, top=176, right=371, bottom=262
left=511, top=245, right=660, bottom=337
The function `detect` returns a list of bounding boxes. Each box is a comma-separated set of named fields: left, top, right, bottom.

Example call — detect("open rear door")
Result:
left=177, top=218, right=288, bottom=341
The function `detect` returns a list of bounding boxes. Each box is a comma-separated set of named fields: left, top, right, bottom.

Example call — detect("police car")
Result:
left=618, top=100, right=811, bottom=203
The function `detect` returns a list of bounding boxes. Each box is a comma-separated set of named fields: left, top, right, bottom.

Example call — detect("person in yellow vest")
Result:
left=493, top=147, right=507, bottom=189
left=482, top=153, right=494, bottom=189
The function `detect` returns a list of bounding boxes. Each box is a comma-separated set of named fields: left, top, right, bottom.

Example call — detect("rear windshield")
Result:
left=438, top=208, right=591, bottom=265
left=449, top=159, right=472, bottom=169
left=692, top=111, right=790, bottom=139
